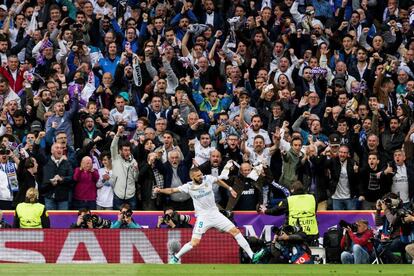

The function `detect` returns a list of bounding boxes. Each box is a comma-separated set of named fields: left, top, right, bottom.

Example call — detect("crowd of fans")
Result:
left=0, top=0, right=411, bottom=220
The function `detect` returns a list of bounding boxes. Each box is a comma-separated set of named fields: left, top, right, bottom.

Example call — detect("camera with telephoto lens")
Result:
left=339, top=220, right=358, bottom=232
left=383, top=197, right=401, bottom=209
left=81, top=214, right=111, bottom=228
left=163, top=213, right=172, bottom=222
left=0, top=148, right=10, bottom=155
left=161, top=210, right=192, bottom=228
left=122, top=209, right=133, bottom=219
left=82, top=213, right=93, bottom=223
left=396, top=208, right=414, bottom=224
left=271, top=224, right=301, bottom=236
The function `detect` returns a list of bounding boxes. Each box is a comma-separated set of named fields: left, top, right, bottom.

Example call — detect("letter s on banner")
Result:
left=56, top=231, right=107, bottom=264
left=0, top=231, right=46, bottom=263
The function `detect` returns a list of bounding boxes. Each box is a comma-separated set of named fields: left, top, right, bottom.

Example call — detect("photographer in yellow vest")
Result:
left=14, top=188, right=50, bottom=228
left=258, top=181, right=319, bottom=245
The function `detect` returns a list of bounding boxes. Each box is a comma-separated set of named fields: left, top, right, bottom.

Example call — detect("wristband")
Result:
left=229, top=187, right=233, bottom=192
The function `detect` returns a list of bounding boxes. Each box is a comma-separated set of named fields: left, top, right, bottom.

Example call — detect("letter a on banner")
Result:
left=0, top=231, right=46, bottom=263
left=120, top=231, right=163, bottom=263
left=56, top=231, right=107, bottom=263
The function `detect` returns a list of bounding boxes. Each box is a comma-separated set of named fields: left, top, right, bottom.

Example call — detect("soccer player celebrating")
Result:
left=154, top=167, right=264, bottom=264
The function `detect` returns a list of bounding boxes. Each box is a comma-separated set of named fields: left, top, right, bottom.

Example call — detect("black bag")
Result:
left=323, top=227, right=343, bottom=263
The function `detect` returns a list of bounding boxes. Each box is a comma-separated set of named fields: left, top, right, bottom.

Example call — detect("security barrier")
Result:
left=0, top=229, right=239, bottom=264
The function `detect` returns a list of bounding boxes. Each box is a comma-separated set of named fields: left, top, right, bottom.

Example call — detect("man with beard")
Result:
left=242, top=135, right=276, bottom=169
left=381, top=117, right=405, bottom=163
left=327, top=145, right=360, bottom=210
left=45, top=90, right=79, bottom=147
left=245, top=115, right=271, bottom=148
left=199, top=150, right=227, bottom=205
left=192, top=132, right=214, bottom=166
left=359, top=152, right=393, bottom=210
left=193, top=0, right=223, bottom=30
left=29, top=89, right=56, bottom=123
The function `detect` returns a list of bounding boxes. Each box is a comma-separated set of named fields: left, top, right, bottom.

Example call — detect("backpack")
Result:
left=323, top=227, right=343, bottom=264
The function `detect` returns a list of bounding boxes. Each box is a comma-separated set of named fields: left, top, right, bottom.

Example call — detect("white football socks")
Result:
left=235, top=233, right=254, bottom=259
left=175, top=242, right=193, bottom=259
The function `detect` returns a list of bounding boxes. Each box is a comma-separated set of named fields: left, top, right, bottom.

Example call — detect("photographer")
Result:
left=340, top=219, right=374, bottom=264
left=268, top=225, right=313, bottom=264
left=70, top=208, right=111, bottom=229
left=156, top=207, right=192, bottom=229
left=375, top=193, right=406, bottom=263
left=111, top=203, right=141, bottom=229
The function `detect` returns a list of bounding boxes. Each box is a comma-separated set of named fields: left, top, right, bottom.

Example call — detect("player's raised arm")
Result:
left=154, top=187, right=180, bottom=195
left=216, top=179, right=237, bottom=198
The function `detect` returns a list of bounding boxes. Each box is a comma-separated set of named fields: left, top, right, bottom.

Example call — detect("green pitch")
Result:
left=0, top=264, right=413, bottom=275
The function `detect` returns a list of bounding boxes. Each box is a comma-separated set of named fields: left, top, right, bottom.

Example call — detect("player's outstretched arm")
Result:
left=216, top=179, right=237, bottom=198
left=154, top=187, right=180, bottom=195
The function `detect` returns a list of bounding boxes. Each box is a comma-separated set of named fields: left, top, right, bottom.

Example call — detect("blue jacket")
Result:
left=98, top=56, right=120, bottom=76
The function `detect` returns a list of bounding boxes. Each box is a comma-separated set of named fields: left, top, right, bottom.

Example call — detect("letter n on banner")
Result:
left=0, top=231, right=45, bottom=263
left=120, top=231, right=163, bottom=264
left=56, top=231, right=107, bottom=263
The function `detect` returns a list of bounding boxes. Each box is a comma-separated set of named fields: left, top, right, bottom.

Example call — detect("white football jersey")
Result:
left=178, top=175, right=219, bottom=215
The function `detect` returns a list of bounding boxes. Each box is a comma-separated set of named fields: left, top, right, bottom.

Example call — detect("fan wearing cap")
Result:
left=0, top=5, right=7, bottom=26
left=325, top=134, right=341, bottom=158
left=229, top=89, right=258, bottom=124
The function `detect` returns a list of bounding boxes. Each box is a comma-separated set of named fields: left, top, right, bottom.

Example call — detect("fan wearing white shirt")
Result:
left=241, top=135, right=278, bottom=168
left=193, top=132, right=214, bottom=166
left=246, top=115, right=271, bottom=148
left=96, top=153, right=114, bottom=210
left=391, top=150, right=412, bottom=204
left=108, top=95, right=138, bottom=130
left=154, top=167, right=264, bottom=264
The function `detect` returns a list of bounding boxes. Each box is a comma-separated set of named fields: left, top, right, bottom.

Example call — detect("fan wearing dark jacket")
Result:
left=41, top=143, right=73, bottom=210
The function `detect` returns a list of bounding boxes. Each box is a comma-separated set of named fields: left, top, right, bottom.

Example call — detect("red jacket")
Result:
left=73, top=168, right=100, bottom=201
left=340, top=228, right=374, bottom=252
left=0, top=67, right=25, bottom=93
